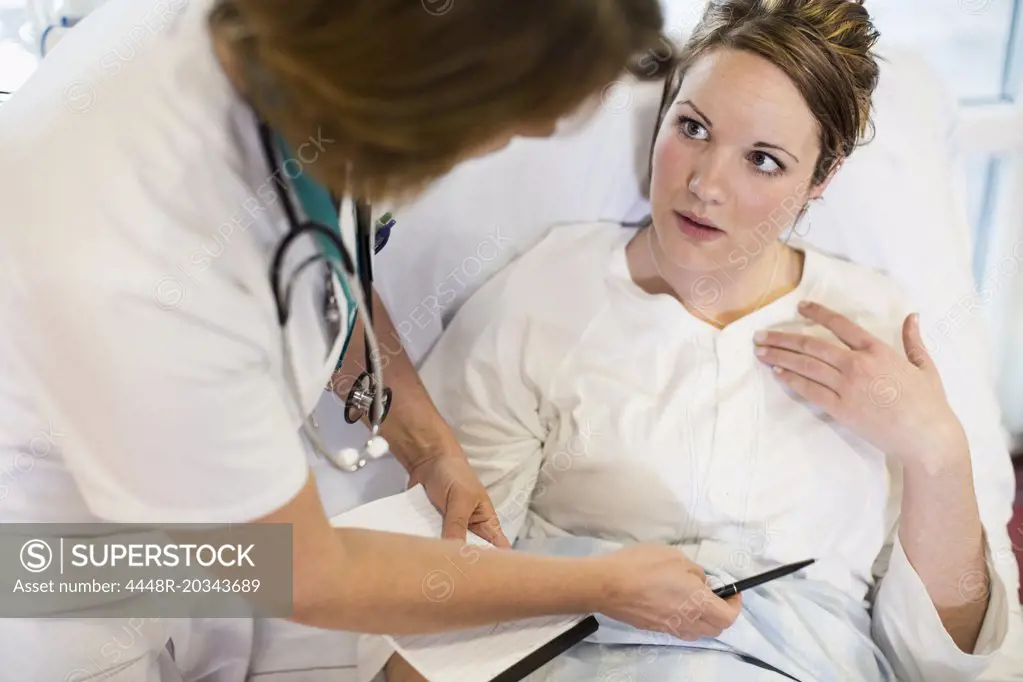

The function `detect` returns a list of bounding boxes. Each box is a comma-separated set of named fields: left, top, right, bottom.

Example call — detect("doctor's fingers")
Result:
left=673, top=619, right=724, bottom=641
left=693, top=590, right=743, bottom=630
left=671, top=601, right=737, bottom=640
left=693, top=618, right=730, bottom=640
left=440, top=494, right=477, bottom=542
left=470, top=512, right=511, bottom=549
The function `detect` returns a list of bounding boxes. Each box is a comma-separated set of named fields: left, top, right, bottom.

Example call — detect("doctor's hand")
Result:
left=753, top=301, right=968, bottom=469
left=597, top=544, right=742, bottom=640
left=406, top=447, right=512, bottom=549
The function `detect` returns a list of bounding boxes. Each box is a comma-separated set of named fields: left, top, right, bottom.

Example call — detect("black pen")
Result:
left=712, top=558, right=815, bottom=598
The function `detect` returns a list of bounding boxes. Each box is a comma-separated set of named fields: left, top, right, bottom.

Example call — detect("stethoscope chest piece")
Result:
left=344, top=370, right=393, bottom=425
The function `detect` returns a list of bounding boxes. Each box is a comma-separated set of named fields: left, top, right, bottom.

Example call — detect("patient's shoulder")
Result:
left=448, top=220, right=626, bottom=332
left=428, top=221, right=626, bottom=386
left=454, top=221, right=630, bottom=353
left=807, top=247, right=912, bottom=305
left=501, top=220, right=630, bottom=303
left=801, top=245, right=915, bottom=349
left=513, top=220, right=627, bottom=268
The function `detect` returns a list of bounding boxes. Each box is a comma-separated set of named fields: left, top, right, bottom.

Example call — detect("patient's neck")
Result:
left=628, top=227, right=804, bottom=328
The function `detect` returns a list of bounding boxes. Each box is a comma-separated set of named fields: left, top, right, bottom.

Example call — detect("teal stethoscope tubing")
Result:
left=258, top=119, right=391, bottom=472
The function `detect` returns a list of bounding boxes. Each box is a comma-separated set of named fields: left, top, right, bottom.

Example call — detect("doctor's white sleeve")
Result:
left=6, top=264, right=311, bottom=524
left=416, top=270, right=550, bottom=546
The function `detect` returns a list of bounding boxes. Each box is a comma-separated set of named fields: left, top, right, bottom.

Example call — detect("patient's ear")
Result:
left=808, top=155, right=845, bottom=201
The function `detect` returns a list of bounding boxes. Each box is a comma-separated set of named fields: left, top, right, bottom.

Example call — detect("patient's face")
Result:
left=648, top=48, right=828, bottom=275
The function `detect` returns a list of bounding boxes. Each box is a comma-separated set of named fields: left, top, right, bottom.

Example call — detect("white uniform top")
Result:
left=417, top=222, right=1011, bottom=682
left=0, top=0, right=351, bottom=525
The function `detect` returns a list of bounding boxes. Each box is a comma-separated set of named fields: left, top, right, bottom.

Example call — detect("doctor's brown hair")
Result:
left=653, top=0, right=881, bottom=187
left=209, top=0, right=669, bottom=202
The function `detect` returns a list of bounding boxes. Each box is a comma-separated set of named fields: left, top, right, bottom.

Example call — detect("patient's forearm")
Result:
left=332, top=287, right=456, bottom=472
left=897, top=438, right=989, bottom=652
left=296, top=527, right=603, bottom=634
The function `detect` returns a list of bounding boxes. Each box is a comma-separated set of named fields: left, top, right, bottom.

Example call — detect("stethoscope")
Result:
left=257, top=119, right=396, bottom=473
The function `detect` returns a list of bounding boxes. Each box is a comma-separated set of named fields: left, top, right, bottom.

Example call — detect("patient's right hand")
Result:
left=596, top=543, right=742, bottom=641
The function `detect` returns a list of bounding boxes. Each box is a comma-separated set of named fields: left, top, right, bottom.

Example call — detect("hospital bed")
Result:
left=250, top=46, right=1023, bottom=681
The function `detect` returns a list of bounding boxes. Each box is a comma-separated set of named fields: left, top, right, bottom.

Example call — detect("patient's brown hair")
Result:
left=654, top=0, right=881, bottom=187
left=209, top=0, right=669, bottom=202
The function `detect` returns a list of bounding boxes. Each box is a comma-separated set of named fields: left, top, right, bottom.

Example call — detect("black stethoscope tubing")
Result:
left=256, top=117, right=390, bottom=431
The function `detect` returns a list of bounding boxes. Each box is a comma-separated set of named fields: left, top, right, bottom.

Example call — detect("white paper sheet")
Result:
left=330, top=485, right=590, bottom=682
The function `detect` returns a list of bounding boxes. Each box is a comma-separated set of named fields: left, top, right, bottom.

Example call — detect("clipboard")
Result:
left=488, top=615, right=600, bottom=682
left=330, top=487, right=601, bottom=682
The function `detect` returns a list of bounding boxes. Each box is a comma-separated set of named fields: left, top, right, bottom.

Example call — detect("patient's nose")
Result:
left=688, top=150, right=728, bottom=205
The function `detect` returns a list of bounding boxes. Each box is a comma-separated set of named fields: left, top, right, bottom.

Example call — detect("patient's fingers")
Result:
left=770, top=367, right=842, bottom=414
left=797, top=301, right=877, bottom=351
left=755, top=347, right=843, bottom=393
left=753, top=330, right=849, bottom=367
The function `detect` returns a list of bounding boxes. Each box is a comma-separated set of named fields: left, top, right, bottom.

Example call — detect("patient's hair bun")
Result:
left=662, top=0, right=881, bottom=185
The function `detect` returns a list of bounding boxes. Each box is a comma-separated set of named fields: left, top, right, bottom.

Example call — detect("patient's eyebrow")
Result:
left=679, top=99, right=712, bottom=128
left=754, top=141, right=799, bottom=163
left=680, top=98, right=800, bottom=164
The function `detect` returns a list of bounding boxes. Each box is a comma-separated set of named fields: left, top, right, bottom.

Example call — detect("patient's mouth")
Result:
left=674, top=211, right=725, bottom=242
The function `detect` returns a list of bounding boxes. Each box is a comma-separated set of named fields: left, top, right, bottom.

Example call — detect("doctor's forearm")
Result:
left=897, top=438, right=989, bottom=652
left=332, top=288, right=455, bottom=472
left=296, top=527, right=605, bottom=634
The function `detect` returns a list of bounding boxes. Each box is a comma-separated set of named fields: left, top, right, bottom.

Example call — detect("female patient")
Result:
left=385, top=0, right=1010, bottom=680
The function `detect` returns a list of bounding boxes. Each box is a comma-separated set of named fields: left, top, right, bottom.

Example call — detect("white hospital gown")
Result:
left=415, top=221, right=1010, bottom=682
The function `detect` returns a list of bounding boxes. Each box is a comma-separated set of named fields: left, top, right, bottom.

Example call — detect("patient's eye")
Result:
left=676, top=115, right=708, bottom=141
left=750, top=150, right=784, bottom=176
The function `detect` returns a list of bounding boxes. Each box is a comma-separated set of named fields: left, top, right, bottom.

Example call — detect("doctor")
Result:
left=0, top=0, right=744, bottom=680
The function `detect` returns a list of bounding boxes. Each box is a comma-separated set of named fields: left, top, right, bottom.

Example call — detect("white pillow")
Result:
left=368, top=78, right=666, bottom=365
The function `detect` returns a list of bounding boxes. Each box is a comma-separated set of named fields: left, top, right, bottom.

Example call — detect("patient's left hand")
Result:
left=753, top=301, right=968, bottom=469
left=407, top=445, right=512, bottom=548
